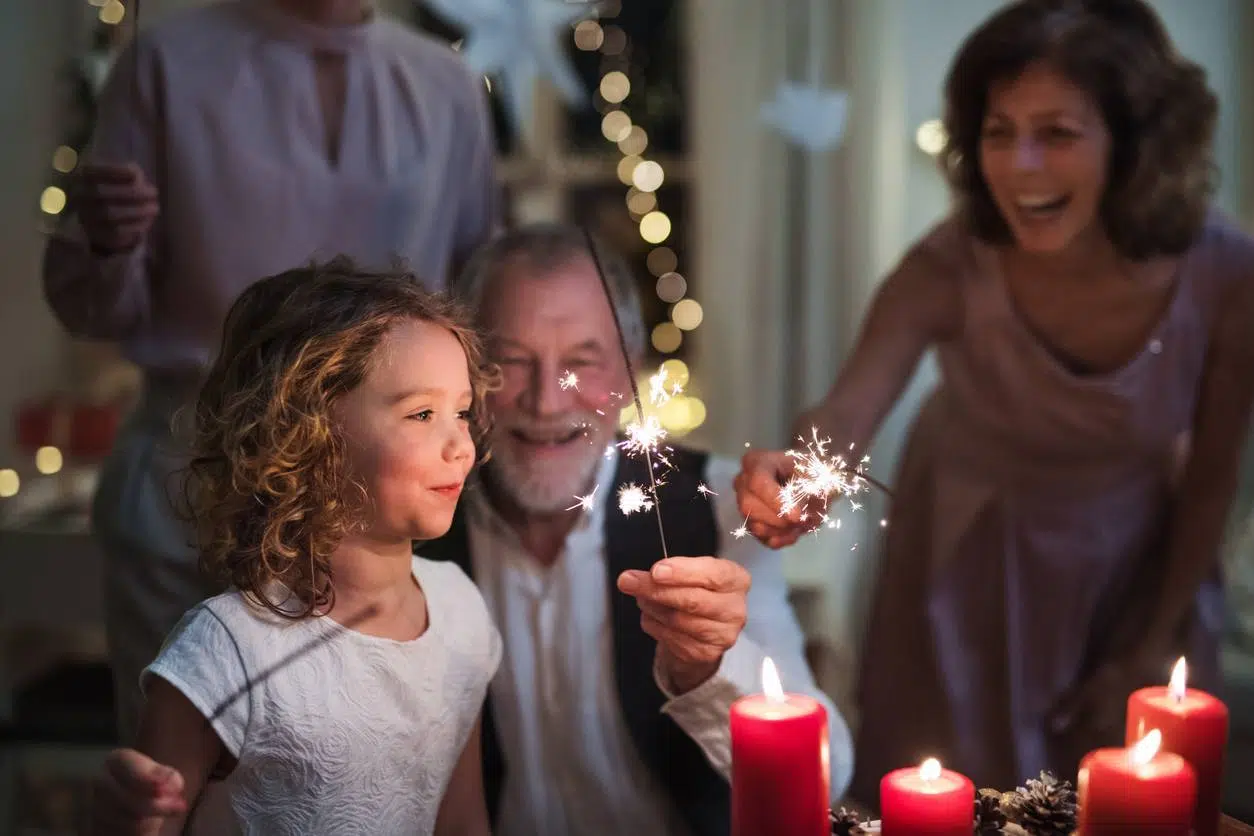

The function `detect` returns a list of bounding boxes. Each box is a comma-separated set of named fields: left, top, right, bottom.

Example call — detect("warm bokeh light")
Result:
left=35, top=446, right=63, bottom=476
left=639, top=211, right=671, bottom=244
left=599, top=71, right=630, bottom=104
left=601, top=111, right=632, bottom=143
left=40, top=186, right=67, bottom=215
left=670, top=298, right=703, bottom=330
left=916, top=119, right=947, bottom=155
left=99, top=0, right=125, bottom=24
left=646, top=247, right=678, bottom=276
left=631, top=160, right=665, bottom=192
left=616, top=155, right=642, bottom=185
left=655, top=271, right=686, bottom=303
left=601, top=25, right=627, bottom=55
left=573, top=20, right=604, bottom=51
left=626, top=188, right=657, bottom=216
left=52, top=146, right=78, bottom=173
left=618, top=126, right=648, bottom=157
left=0, top=469, right=19, bottom=498
left=659, top=359, right=690, bottom=388
left=650, top=322, right=682, bottom=353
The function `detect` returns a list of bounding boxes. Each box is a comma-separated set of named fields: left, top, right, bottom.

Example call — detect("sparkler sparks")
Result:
left=696, top=483, right=718, bottom=498
left=648, top=365, right=684, bottom=406
left=731, top=516, right=750, bottom=539
left=617, top=483, right=654, bottom=515
left=567, top=485, right=598, bottom=513
left=559, top=370, right=579, bottom=390
left=778, top=427, right=874, bottom=524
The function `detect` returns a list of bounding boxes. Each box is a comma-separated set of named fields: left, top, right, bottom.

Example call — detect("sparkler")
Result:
left=770, top=427, right=893, bottom=535
left=559, top=370, right=579, bottom=391
left=583, top=228, right=670, bottom=557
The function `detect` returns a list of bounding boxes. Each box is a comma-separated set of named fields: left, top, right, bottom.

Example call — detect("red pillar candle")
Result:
left=1078, top=729, right=1197, bottom=835
left=731, top=658, right=830, bottom=836
left=879, top=758, right=975, bottom=836
left=1126, top=658, right=1229, bottom=836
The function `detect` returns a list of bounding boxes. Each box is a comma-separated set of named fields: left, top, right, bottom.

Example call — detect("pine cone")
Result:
left=829, top=807, right=867, bottom=836
left=973, top=788, right=1007, bottom=834
left=1003, top=771, right=1078, bottom=836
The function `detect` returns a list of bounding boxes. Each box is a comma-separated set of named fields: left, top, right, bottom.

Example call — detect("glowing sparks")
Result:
left=778, top=427, right=872, bottom=527
left=567, top=485, right=598, bottom=513
left=696, top=482, right=718, bottom=498
left=617, top=483, right=654, bottom=515
left=731, top=516, right=750, bottom=538
left=559, top=370, right=580, bottom=390
left=648, top=364, right=684, bottom=406
left=620, top=415, right=668, bottom=458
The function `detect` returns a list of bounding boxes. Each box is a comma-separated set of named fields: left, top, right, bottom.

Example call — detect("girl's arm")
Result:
left=133, top=676, right=226, bottom=836
left=434, top=716, right=492, bottom=836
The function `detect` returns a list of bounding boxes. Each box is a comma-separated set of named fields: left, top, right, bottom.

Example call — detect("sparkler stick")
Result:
left=583, top=227, right=669, bottom=558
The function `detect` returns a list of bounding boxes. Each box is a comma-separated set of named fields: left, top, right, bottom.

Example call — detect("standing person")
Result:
left=42, top=0, right=498, bottom=742
left=734, top=0, right=1254, bottom=800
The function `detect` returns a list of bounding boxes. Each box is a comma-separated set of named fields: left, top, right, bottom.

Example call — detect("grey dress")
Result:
left=850, top=214, right=1254, bottom=802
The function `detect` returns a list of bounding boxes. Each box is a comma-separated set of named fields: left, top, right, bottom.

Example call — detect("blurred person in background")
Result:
left=42, top=0, right=498, bottom=743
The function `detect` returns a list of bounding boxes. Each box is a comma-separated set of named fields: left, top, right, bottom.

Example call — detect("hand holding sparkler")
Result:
left=734, top=428, right=888, bottom=549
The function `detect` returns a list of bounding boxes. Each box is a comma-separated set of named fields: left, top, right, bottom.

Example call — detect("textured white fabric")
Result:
left=142, top=557, right=502, bottom=836
left=458, top=450, right=852, bottom=836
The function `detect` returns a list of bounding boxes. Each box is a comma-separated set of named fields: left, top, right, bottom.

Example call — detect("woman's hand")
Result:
left=733, top=449, right=825, bottom=548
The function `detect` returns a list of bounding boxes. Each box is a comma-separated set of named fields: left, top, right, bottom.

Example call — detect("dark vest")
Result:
left=419, top=446, right=731, bottom=836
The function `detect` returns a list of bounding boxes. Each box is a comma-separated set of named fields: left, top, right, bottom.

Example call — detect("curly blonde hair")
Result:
left=184, top=258, right=499, bottom=619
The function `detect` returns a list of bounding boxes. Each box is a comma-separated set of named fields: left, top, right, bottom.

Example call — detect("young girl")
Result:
left=94, top=260, right=502, bottom=835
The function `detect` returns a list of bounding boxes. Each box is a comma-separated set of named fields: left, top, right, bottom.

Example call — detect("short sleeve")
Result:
left=141, top=603, right=254, bottom=757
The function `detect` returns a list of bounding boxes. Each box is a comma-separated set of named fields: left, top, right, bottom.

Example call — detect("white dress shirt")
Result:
left=462, top=451, right=853, bottom=836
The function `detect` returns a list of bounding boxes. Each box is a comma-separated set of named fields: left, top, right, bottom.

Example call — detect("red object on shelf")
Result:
left=15, top=399, right=121, bottom=461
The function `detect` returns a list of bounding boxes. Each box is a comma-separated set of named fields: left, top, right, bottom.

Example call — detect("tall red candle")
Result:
left=1126, top=658, right=1229, bottom=836
left=879, top=758, right=974, bottom=836
left=1078, top=729, right=1197, bottom=835
left=731, top=658, right=829, bottom=836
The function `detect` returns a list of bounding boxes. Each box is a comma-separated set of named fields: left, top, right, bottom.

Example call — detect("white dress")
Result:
left=142, top=557, right=502, bottom=836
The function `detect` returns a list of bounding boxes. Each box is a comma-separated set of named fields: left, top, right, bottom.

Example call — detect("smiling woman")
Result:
left=731, top=0, right=1254, bottom=805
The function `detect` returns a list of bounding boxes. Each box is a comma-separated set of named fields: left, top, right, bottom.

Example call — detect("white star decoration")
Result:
left=760, top=82, right=849, bottom=153
left=422, top=0, right=595, bottom=138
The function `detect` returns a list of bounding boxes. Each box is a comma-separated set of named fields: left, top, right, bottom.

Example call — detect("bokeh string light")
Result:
left=574, top=4, right=706, bottom=438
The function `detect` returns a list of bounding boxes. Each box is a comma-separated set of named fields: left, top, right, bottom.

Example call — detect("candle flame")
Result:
left=1129, top=729, right=1162, bottom=766
left=761, top=657, right=785, bottom=702
left=1168, top=657, right=1188, bottom=701
left=919, top=758, right=942, bottom=781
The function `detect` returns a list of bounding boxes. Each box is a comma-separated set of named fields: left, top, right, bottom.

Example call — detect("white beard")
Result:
left=486, top=434, right=606, bottom=514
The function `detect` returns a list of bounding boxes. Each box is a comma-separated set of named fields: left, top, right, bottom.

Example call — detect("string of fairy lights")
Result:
left=0, top=0, right=127, bottom=500
left=573, top=4, right=707, bottom=436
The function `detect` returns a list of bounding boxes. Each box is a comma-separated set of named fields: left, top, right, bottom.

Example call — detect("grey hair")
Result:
left=453, top=223, right=647, bottom=359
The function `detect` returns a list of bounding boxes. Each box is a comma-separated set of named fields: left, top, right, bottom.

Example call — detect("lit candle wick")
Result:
left=919, top=757, right=942, bottom=782
left=761, top=657, right=786, bottom=704
left=1129, top=729, right=1162, bottom=766
left=1168, top=656, right=1188, bottom=705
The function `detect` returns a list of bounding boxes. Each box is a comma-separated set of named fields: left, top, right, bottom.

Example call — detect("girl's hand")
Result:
left=733, top=450, right=821, bottom=548
left=92, top=748, right=187, bottom=836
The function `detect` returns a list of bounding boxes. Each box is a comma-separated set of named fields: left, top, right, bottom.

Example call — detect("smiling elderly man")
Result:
left=90, top=224, right=853, bottom=836
left=419, top=223, right=853, bottom=836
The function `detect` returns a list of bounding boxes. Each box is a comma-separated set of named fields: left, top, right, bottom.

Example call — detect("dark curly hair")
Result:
left=940, top=0, right=1217, bottom=259
left=183, top=258, right=500, bottom=619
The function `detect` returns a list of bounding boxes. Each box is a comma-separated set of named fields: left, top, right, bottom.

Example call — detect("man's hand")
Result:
left=92, top=748, right=186, bottom=836
left=617, top=556, right=752, bottom=694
